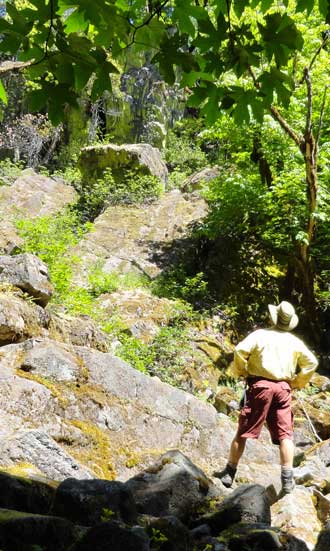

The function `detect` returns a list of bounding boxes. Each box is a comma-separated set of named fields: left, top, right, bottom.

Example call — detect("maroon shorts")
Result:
left=237, top=378, right=293, bottom=444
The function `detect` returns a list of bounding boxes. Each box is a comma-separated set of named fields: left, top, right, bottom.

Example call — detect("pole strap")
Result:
left=296, top=395, right=322, bottom=443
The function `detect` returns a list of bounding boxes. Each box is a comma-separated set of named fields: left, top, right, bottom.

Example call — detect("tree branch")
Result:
left=308, top=31, right=330, bottom=73
left=0, top=60, right=33, bottom=75
left=303, top=67, right=313, bottom=137
left=269, top=106, right=304, bottom=150
left=315, top=85, right=328, bottom=155
left=124, top=0, right=170, bottom=51
left=247, top=66, right=304, bottom=149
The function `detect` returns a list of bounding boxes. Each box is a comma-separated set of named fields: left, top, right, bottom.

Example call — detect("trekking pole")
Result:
left=295, top=394, right=322, bottom=443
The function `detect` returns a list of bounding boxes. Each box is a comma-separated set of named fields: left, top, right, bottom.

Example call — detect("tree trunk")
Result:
left=296, top=130, right=319, bottom=341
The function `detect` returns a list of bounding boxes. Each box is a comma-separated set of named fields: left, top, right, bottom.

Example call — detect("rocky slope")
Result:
left=0, top=168, right=329, bottom=549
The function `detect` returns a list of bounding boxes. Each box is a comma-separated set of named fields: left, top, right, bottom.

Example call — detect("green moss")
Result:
left=15, top=369, right=70, bottom=407
left=68, top=419, right=117, bottom=480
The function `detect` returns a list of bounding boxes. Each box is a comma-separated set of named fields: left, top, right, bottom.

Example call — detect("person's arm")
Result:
left=227, top=331, right=257, bottom=379
left=290, top=344, right=318, bottom=389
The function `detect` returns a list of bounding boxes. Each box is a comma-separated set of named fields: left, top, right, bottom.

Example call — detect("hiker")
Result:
left=218, top=301, right=318, bottom=494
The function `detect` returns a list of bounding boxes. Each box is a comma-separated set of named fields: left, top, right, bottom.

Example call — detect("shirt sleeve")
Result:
left=227, top=331, right=258, bottom=379
left=290, top=343, right=318, bottom=389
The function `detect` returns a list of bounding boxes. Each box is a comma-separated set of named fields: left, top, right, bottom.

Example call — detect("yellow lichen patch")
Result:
left=0, top=462, right=41, bottom=479
left=68, top=419, right=117, bottom=480
left=117, top=447, right=147, bottom=469
left=67, top=382, right=108, bottom=407
left=15, top=369, right=70, bottom=408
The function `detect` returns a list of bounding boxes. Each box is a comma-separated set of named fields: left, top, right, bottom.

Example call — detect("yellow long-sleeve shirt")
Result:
left=228, top=328, right=318, bottom=389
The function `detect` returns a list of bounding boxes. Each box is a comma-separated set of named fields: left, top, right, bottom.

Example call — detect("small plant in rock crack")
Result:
left=100, top=507, right=115, bottom=521
left=150, top=528, right=168, bottom=550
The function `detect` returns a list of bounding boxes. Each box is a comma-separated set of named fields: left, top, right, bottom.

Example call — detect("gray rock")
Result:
left=50, top=311, right=109, bottom=351
left=21, top=339, right=81, bottom=381
left=52, top=478, right=137, bottom=526
left=183, top=166, right=221, bottom=192
left=0, top=472, right=55, bottom=515
left=0, top=430, right=94, bottom=481
left=79, top=143, right=168, bottom=184
left=0, top=169, right=77, bottom=218
left=0, top=253, right=53, bottom=306
left=194, top=485, right=271, bottom=535
left=0, top=291, right=50, bottom=344
left=125, top=450, right=210, bottom=521
left=0, top=508, right=83, bottom=551
left=71, top=190, right=208, bottom=283
left=219, top=523, right=309, bottom=551
left=71, top=520, right=150, bottom=551
left=271, top=487, right=321, bottom=550
left=146, top=515, right=192, bottom=551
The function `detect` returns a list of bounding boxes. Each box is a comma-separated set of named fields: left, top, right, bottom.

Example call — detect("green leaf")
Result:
left=296, top=0, right=314, bottom=13
left=26, top=61, right=48, bottom=79
left=319, top=0, right=330, bottom=22
left=74, top=63, right=93, bottom=90
left=64, top=8, right=89, bottom=33
left=0, top=34, right=22, bottom=53
left=233, top=0, right=250, bottom=18
left=0, top=80, right=8, bottom=105
left=27, top=89, right=48, bottom=112
left=233, top=101, right=250, bottom=124
left=173, top=7, right=196, bottom=36
left=91, top=73, right=112, bottom=101
left=260, top=0, right=274, bottom=12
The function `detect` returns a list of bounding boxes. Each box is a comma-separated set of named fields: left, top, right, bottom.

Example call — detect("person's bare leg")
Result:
left=279, top=438, right=295, bottom=493
left=228, top=433, right=247, bottom=466
left=279, top=438, right=294, bottom=467
left=216, top=433, right=247, bottom=487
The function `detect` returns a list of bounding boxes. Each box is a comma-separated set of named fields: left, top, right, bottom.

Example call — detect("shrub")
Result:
left=15, top=210, right=92, bottom=300
left=164, top=130, right=207, bottom=174
left=74, top=168, right=163, bottom=221
left=151, top=265, right=209, bottom=307
left=0, top=159, right=24, bottom=185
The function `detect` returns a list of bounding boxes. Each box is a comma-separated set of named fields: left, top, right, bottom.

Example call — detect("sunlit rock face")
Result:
left=105, top=63, right=185, bottom=149
left=0, top=169, right=77, bottom=254
left=0, top=254, right=53, bottom=306
left=71, top=189, right=208, bottom=285
left=78, top=143, right=168, bottom=186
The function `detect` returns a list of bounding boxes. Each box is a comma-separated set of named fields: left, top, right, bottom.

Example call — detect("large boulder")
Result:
left=194, top=485, right=271, bottom=535
left=49, top=311, right=109, bottom=351
left=125, top=450, right=211, bottom=521
left=0, top=430, right=94, bottom=481
left=20, top=339, right=83, bottom=382
left=78, top=143, right=168, bottom=184
left=71, top=520, right=149, bottom=551
left=97, top=289, right=184, bottom=343
left=146, top=516, right=192, bottom=551
left=0, top=472, right=55, bottom=515
left=0, top=169, right=77, bottom=254
left=294, top=439, right=330, bottom=490
left=52, top=478, right=137, bottom=525
left=0, top=338, right=278, bottom=481
left=183, top=166, right=221, bottom=193
left=0, top=253, right=53, bottom=306
left=0, top=508, right=83, bottom=551
left=0, top=169, right=77, bottom=218
left=218, top=523, right=310, bottom=551
left=271, top=487, right=322, bottom=550
left=0, top=291, right=50, bottom=344
left=72, top=189, right=208, bottom=283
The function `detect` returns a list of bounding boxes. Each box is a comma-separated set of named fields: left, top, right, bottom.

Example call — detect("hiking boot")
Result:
left=281, top=468, right=295, bottom=494
left=214, top=463, right=237, bottom=488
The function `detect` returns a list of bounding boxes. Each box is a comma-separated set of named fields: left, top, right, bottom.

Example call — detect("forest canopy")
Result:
left=1, top=0, right=330, bottom=340
left=0, top=0, right=328, bottom=123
